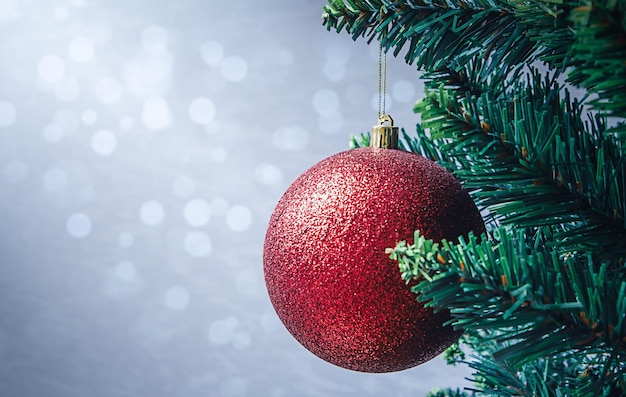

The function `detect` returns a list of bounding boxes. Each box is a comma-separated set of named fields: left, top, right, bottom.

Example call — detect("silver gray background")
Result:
left=0, top=0, right=473, bottom=395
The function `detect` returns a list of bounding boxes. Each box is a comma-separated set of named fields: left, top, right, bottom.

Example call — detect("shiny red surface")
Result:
left=264, top=147, right=484, bottom=373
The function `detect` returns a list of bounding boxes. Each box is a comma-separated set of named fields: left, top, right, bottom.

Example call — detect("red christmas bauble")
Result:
left=263, top=147, right=484, bottom=373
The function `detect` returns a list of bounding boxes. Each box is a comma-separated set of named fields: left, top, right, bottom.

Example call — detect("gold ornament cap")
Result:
left=371, top=115, right=399, bottom=149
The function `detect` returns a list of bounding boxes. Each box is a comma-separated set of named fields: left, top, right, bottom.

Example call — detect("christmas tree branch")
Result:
left=465, top=355, right=626, bottom=396
left=567, top=1, right=626, bottom=137
left=323, top=0, right=527, bottom=74
left=408, top=69, right=626, bottom=256
left=322, top=0, right=577, bottom=87
left=390, top=228, right=626, bottom=393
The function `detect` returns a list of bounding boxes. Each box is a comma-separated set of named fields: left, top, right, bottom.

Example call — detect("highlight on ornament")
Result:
left=263, top=122, right=485, bottom=372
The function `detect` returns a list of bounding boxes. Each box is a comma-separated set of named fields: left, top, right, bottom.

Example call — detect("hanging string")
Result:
left=378, top=42, right=387, bottom=120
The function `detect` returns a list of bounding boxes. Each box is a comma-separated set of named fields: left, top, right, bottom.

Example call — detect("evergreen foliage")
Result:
left=324, top=0, right=626, bottom=395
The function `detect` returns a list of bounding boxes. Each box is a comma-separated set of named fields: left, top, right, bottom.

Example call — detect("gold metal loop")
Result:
left=371, top=115, right=398, bottom=149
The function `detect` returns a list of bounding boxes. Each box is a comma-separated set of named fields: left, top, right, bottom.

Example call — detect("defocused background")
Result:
left=0, top=0, right=473, bottom=396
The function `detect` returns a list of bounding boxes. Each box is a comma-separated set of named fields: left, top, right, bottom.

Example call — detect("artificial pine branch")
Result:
left=567, top=0, right=626, bottom=136
left=323, top=0, right=528, bottom=75
left=323, top=0, right=577, bottom=86
left=412, top=71, right=626, bottom=256
left=463, top=355, right=626, bottom=396
left=389, top=228, right=626, bottom=393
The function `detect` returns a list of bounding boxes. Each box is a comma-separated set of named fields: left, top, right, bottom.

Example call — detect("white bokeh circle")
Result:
left=183, top=198, right=212, bottom=227
left=66, top=212, right=92, bottom=238
left=139, top=200, right=165, bottom=225
left=91, top=130, right=117, bottom=156
left=142, top=96, right=172, bottom=130
left=188, top=97, right=216, bottom=125
left=254, top=163, right=283, bottom=186
left=69, top=36, right=95, bottom=63
left=200, top=41, right=224, bottom=66
left=38, top=55, right=65, bottom=83
left=225, top=205, right=252, bottom=232
left=221, top=56, right=247, bottom=82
